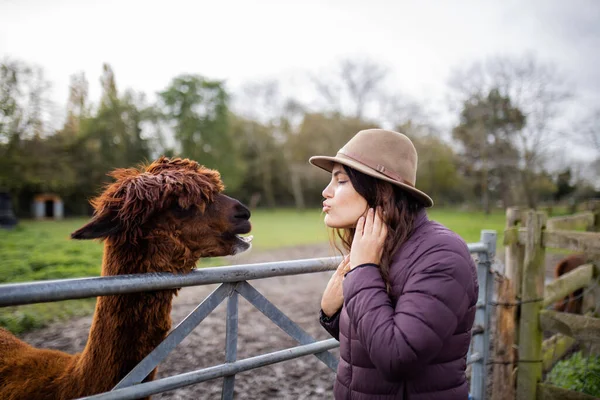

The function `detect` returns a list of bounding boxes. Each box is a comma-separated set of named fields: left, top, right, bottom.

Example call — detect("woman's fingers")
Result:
left=363, top=208, right=374, bottom=235
left=355, top=215, right=365, bottom=236
left=340, top=256, right=352, bottom=275
left=338, top=256, right=350, bottom=270
left=372, top=206, right=382, bottom=236
left=380, top=222, right=388, bottom=241
left=377, top=207, right=388, bottom=240
left=357, top=207, right=389, bottom=238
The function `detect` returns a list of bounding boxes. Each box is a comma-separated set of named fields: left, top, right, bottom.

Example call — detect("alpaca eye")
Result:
left=171, top=204, right=196, bottom=218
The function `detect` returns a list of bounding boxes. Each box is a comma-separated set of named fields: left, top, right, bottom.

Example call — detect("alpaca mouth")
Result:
left=233, top=234, right=253, bottom=254
left=236, top=234, right=253, bottom=243
left=228, top=219, right=252, bottom=254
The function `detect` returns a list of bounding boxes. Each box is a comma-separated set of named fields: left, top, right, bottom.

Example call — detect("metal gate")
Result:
left=0, top=230, right=496, bottom=400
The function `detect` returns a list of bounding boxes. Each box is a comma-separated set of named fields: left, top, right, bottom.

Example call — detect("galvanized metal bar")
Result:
left=236, top=281, right=339, bottom=371
left=112, top=284, right=231, bottom=390
left=467, top=352, right=482, bottom=365
left=467, top=242, right=487, bottom=253
left=469, top=230, right=496, bottom=400
left=481, top=230, right=496, bottom=399
left=471, top=249, right=487, bottom=400
left=0, top=257, right=341, bottom=307
left=221, top=290, right=238, bottom=400
left=79, top=339, right=340, bottom=400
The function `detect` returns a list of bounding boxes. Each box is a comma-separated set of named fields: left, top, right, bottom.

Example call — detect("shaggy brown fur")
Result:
left=0, top=156, right=252, bottom=400
left=553, top=254, right=587, bottom=314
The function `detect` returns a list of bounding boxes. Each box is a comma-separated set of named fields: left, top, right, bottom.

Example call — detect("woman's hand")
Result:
left=350, top=207, right=387, bottom=269
left=321, top=256, right=350, bottom=317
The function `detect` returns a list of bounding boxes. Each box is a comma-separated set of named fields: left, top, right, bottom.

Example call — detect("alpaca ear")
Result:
left=71, top=211, right=121, bottom=240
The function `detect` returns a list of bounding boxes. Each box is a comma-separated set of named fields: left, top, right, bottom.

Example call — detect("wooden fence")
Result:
left=491, top=201, right=600, bottom=400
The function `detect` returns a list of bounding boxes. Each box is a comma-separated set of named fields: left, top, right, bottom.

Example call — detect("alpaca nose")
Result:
left=234, top=202, right=251, bottom=221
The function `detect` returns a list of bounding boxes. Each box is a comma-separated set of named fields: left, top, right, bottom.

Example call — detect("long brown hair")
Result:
left=331, top=165, right=423, bottom=293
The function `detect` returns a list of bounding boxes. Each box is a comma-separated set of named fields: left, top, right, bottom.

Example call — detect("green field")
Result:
left=0, top=208, right=505, bottom=334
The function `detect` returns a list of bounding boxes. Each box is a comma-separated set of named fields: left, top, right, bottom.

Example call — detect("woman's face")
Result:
left=321, top=164, right=368, bottom=229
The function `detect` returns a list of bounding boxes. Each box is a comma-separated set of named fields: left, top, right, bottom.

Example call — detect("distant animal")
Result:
left=0, top=156, right=253, bottom=400
left=553, top=254, right=587, bottom=314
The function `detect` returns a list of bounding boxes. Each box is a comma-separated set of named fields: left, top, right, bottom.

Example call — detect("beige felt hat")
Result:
left=309, top=128, right=434, bottom=207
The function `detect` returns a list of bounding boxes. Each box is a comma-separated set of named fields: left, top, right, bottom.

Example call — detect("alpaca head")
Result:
left=70, top=156, right=252, bottom=273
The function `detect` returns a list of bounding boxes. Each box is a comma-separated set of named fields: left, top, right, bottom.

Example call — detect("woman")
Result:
left=309, top=128, right=478, bottom=399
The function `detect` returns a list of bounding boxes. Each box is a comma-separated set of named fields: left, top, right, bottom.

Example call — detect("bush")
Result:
left=546, top=351, right=600, bottom=397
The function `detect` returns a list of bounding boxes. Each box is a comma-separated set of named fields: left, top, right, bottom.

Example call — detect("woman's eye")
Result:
left=338, top=180, right=348, bottom=185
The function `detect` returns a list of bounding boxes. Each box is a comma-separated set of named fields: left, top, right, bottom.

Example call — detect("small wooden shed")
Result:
left=32, top=193, right=64, bottom=220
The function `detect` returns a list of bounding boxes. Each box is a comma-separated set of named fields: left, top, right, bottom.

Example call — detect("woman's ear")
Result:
left=71, top=210, right=121, bottom=240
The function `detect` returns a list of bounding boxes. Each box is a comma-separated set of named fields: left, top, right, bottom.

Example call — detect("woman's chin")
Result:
left=324, top=215, right=351, bottom=229
left=323, top=215, right=337, bottom=228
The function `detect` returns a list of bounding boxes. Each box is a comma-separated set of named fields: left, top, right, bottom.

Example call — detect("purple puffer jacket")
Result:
left=320, top=209, right=478, bottom=399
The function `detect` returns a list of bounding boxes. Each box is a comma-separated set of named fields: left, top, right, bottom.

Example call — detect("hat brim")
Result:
left=309, top=154, right=434, bottom=208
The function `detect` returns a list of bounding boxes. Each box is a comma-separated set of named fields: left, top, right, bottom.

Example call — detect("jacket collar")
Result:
left=413, top=208, right=429, bottom=231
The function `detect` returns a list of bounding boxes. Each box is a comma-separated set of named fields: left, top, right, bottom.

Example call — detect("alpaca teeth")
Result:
left=240, top=235, right=253, bottom=243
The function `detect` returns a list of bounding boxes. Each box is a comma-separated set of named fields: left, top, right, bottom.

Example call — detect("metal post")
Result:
left=222, top=287, right=238, bottom=400
left=482, top=230, right=496, bottom=400
left=471, top=230, right=496, bottom=400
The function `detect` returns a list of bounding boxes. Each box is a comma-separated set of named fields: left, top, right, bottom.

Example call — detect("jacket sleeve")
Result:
left=319, top=308, right=341, bottom=341
left=342, top=250, right=473, bottom=380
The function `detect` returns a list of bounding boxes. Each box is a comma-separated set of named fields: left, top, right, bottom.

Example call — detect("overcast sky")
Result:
left=1, top=0, right=599, bottom=164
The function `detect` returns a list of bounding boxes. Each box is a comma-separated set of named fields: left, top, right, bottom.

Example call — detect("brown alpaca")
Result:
left=0, top=157, right=253, bottom=400
left=553, top=254, right=587, bottom=314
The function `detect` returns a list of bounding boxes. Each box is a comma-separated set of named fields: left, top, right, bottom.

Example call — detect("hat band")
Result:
left=339, top=150, right=415, bottom=187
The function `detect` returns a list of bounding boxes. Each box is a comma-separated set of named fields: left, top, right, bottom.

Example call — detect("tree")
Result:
left=61, top=64, right=152, bottom=214
left=0, top=59, right=56, bottom=197
left=310, top=57, right=388, bottom=119
left=452, top=88, right=525, bottom=213
left=228, top=114, right=284, bottom=208
left=448, top=53, right=572, bottom=208
left=83, top=65, right=150, bottom=171
left=57, top=72, right=90, bottom=139
left=286, top=112, right=375, bottom=207
left=554, top=168, right=576, bottom=202
left=159, top=74, right=244, bottom=191
left=230, top=81, right=303, bottom=208
left=410, top=134, right=466, bottom=205
left=576, top=108, right=600, bottom=188
left=276, top=98, right=309, bottom=209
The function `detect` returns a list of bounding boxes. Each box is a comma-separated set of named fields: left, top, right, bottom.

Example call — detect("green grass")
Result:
left=244, top=209, right=330, bottom=250
left=248, top=207, right=507, bottom=250
left=0, top=208, right=506, bottom=334
left=428, top=208, right=505, bottom=246
left=0, top=219, right=104, bottom=334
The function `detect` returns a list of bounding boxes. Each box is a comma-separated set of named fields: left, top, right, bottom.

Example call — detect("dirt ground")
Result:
left=18, top=243, right=570, bottom=399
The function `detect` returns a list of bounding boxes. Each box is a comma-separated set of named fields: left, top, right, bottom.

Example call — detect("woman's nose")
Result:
left=322, top=183, right=333, bottom=199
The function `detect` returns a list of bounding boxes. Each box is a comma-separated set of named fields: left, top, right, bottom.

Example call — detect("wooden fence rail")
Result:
left=543, top=264, right=594, bottom=308
left=497, top=207, right=600, bottom=400
left=546, top=211, right=595, bottom=231
left=539, top=310, right=600, bottom=344
left=509, top=228, right=600, bottom=254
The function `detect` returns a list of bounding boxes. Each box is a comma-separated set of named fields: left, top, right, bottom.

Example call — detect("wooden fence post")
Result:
left=584, top=262, right=600, bottom=356
left=516, top=210, right=546, bottom=400
left=492, top=207, right=524, bottom=400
